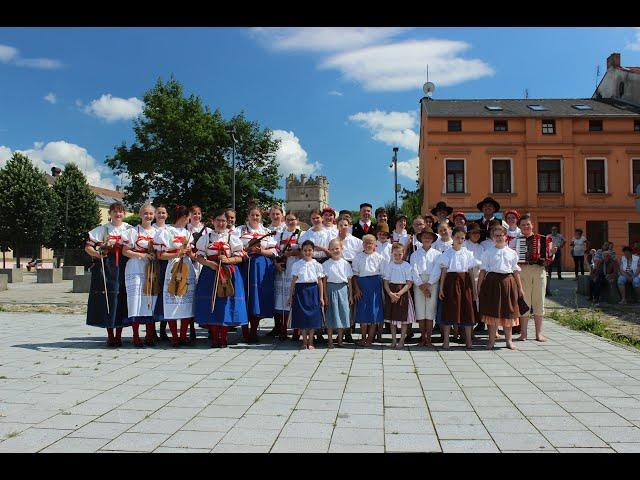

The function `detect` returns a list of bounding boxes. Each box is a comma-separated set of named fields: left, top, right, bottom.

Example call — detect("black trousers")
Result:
left=573, top=255, right=585, bottom=276
left=547, top=250, right=563, bottom=278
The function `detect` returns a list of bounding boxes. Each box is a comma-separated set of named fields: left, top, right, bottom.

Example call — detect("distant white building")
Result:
left=593, top=52, right=640, bottom=106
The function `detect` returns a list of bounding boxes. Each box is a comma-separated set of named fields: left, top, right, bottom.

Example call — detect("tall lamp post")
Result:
left=62, top=183, right=69, bottom=267
left=226, top=127, right=238, bottom=211
left=390, top=147, right=399, bottom=213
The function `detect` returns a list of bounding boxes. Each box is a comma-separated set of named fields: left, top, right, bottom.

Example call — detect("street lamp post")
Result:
left=391, top=147, right=399, bottom=213
left=63, top=183, right=69, bottom=267
left=226, top=127, right=238, bottom=211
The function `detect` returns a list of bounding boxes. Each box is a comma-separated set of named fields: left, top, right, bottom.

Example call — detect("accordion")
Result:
left=514, top=234, right=554, bottom=266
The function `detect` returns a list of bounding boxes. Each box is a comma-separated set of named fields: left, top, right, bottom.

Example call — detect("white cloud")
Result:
left=0, top=44, right=19, bottom=63
left=328, top=90, right=343, bottom=96
left=322, top=39, right=494, bottom=92
left=75, top=99, right=83, bottom=107
left=0, top=44, right=62, bottom=69
left=44, top=92, right=57, bottom=104
left=250, top=27, right=410, bottom=52
left=272, top=129, right=321, bottom=177
left=626, top=28, right=640, bottom=51
left=349, top=110, right=419, bottom=152
left=0, top=141, right=115, bottom=189
left=394, top=156, right=419, bottom=181
left=85, top=94, right=144, bottom=122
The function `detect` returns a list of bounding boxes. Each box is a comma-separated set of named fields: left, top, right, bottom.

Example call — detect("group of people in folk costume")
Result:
left=85, top=195, right=556, bottom=350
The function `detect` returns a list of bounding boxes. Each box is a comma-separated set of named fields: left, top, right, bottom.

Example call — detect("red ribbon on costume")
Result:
left=207, top=241, right=235, bottom=280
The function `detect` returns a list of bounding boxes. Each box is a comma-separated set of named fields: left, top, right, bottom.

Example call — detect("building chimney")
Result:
left=115, top=185, right=121, bottom=192
left=51, top=166, right=62, bottom=177
left=607, top=53, right=621, bottom=70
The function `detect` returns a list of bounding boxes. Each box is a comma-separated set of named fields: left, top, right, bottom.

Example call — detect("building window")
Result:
left=589, top=120, right=603, bottom=132
left=542, top=119, right=556, bottom=135
left=586, top=159, right=606, bottom=193
left=492, top=159, right=512, bottom=193
left=635, top=120, right=640, bottom=132
left=634, top=159, right=640, bottom=192
left=446, top=160, right=465, bottom=193
left=494, top=120, right=508, bottom=132
left=537, top=159, right=562, bottom=193
left=619, top=82, right=625, bottom=97
left=448, top=120, right=462, bottom=132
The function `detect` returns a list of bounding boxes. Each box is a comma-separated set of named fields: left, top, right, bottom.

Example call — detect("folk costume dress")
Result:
left=376, top=240, right=392, bottom=263
left=438, top=247, right=480, bottom=327
left=194, top=230, right=248, bottom=328
left=337, top=234, right=363, bottom=264
left=392, top=230, right=410, bottom=249
left=410, top=246, right=442, bottom=321
left=274, top=228, right=304, bottom=314
left=188, top=222, right=209, bottom=281
left=237, top=223, right=277, bottom=320
left=479, top=246, right=522, bottom=328
left=352, top=251, right=385, bottom=325
left=432, top=237, right=453, bottom=254
left=152, top=223, right=170, bottom=322
left=323, top=258, right=353, bottom=329
left=86, top=222, right=132, bottom=329
left=299, top=227, right=332, bottom=263
left=290, top=259, right=325, bottom=330
left=122, top=225, right=158, bottom=323
left=382, top=260, right=415, bottom=326
left=155, top=226, right=197, bottom=320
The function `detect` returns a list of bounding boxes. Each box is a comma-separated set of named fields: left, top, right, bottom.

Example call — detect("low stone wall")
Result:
left=0, top=268, right=23, bottom=283
left=0, top=274, right=7, bottom=291
left=72, top=273, right=91, bottom=293
left=63, top=266, right=85, bottom=280
left=36, top=269, right=63, bottom=284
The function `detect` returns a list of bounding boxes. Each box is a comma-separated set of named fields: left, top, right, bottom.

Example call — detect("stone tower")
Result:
left=285, top=174, right=329, bottom=224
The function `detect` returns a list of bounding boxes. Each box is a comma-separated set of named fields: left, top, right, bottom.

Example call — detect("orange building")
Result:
left=418, top=97, right=640, bottom=269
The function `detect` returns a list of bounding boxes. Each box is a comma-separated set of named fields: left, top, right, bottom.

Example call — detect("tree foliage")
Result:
left=399, top=183, right=424, bottom=221
left=106, top=77, right=282, bottom=224
left=47, top=163, right=101, bottom=262
left=0, top=153, right=58, bottom=267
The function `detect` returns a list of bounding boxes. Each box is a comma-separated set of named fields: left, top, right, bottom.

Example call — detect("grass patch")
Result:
left=549, top=309, right=640, bottom=351
left=0, top=375, right=7, bottom=379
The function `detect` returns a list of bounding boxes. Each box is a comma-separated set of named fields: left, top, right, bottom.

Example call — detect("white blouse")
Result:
left=237, top=223, right=278, bottom=250
left=276, top=229, right=305, bottom=256
left=383, top=261, right=413, bottom=284
left=480, top=246, right=521, bottom=274
left=268, top=223, right=287, bottom=234
left=323, top=258, right=353, bottom=283
left=194, top=226, right=215, bottom=255
left=87, top=222, right=131, bottom=247
left=432, top=238, right=453, bottom=253
left=480, top=239, right=496, bottom=250
left=392, top=230, right=410, bottom=248
left=352, top=251, right=386, bottom=277
left=438, top=247, right=480, bottom=273
left=291, top=259, right=325, bottom=283
left=464, top=240, right=485, bottom=262
left=154, top=225, right=193, bottom=253
left=410, top=247, right=442, bottom=286
left=299, top=228, right=332, bottom=259
left=122, top=225, right=157, bottom=252
left=202, top=230, right=244, bottom=258
left=621, top=255, right=640, bottom=274
left=337, top=234, right=363, bottom=262
left=376, top=241, right=392, bottom=263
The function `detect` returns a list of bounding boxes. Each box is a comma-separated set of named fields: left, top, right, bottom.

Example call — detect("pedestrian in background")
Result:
left=570, top=228, right=588, bottom=279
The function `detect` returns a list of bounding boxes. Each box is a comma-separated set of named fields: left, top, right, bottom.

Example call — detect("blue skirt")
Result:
left=86, top=251, right=131, bottom=329
left=291, top=282, right=322, bottom=330
left=326, top=282, right=350, bottom=329
left=354, top=275, right=384, bottom=324
left=241, top=255, right=275, bottom=318
left=194, top=265, right=248, bottom=326
left=152, top=259, right=168, bottom=322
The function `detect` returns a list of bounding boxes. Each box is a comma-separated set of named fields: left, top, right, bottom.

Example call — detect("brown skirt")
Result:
left=479, top=272, right=519, bottom=323
left=441, top=272, right=476, bottom=327
left=383, top=283, right=414, bottom=325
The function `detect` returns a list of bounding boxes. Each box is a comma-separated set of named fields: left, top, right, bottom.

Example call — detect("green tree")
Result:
left=106, top=77, right=281, bottom=224
left=399, top=184, right=424, bottom=221
left=123, top=213, right=141, bottom=226
left=47, top=163, right=101, bottom=265
left=0, top=153, right=59, bottom=267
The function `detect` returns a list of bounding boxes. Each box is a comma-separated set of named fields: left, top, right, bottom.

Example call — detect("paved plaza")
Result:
left=2, top=311, right=640, bottom=453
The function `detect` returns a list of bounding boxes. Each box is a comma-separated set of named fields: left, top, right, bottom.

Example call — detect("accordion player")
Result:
left=514, top=234, right=555, bottom=267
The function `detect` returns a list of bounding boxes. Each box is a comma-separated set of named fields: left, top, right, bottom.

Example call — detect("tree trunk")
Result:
left=15, top=246, right=20, bottom=269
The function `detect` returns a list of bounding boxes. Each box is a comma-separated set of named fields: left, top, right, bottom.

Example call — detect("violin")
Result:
left=275, top=229, right=300, bottom=269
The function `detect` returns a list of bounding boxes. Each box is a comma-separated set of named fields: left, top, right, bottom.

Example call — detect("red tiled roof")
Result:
left=89, top=185, right=124, bottom=200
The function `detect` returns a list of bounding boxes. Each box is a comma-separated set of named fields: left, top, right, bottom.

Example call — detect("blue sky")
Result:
left=1, top=27, right=640, bottom=212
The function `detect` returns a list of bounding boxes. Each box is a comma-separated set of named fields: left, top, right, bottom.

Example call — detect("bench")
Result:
left=576, top=275, right=639, bottom=303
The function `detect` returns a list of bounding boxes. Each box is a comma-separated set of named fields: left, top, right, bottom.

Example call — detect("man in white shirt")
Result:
left=617, top=246, right=640, bottom=304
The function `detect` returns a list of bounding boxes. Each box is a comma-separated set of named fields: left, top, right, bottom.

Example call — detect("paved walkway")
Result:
left=2, top=313, right=640, bottom=452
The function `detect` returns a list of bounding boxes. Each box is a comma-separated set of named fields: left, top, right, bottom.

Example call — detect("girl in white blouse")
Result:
left=289, top=240, right=326, bottom=350
left=478, top=224, right=526, bottom=350
left=298, top=209, right=332, bottom=262
left=438, top=227, right=480, bottom=349
left=336, top=218, right=363, bottom=263
left=432, top=222, right=453, bottom=253
left=323, top=239, right=354, bottom=348
left=383, top=243, right=414, bottom=349
left=352, top=234, right=386, bottom=346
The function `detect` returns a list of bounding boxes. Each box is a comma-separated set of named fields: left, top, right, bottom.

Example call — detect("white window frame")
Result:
left=537, top=157, right=564, bottom=194
left=631, top=158, right=640, bottom=195
left=443, top=158, right=467, bottom=194
left=490, top=157, right=514, bottom=194
left=584, top=157, right=608, bottom=194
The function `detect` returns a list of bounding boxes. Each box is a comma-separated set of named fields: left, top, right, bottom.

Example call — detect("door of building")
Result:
left=630, top=223, right=640, bottom=246
left=586, top=221, right=608, bottom=251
